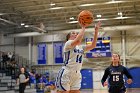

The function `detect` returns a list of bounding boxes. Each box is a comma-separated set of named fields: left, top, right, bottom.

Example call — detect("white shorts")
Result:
left=55, top=68, right=81, bottom=91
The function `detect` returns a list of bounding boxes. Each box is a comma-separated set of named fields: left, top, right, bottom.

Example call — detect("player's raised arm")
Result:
left=70, top=26, right=86, bottom=47
left=84, top=21, right=101, bottom=52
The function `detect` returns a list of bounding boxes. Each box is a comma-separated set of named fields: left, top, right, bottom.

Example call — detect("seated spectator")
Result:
left=8, top=52, right=13, bottom=61
left=2, top=52, right=9, bottom=69
left=36, top=74, right=45, bottom=90
left=29, top=71, right=36, bottom=88
left=45, top=81, right=56, bottom=93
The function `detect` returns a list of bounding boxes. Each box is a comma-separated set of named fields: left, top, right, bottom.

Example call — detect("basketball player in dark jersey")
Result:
left=101, top=53, right=133, bottom=93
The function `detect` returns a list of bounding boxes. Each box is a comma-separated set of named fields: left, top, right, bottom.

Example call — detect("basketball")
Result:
left=78, top=10, right=93, bottom=27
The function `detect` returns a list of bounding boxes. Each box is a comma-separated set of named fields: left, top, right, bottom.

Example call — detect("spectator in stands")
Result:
left=8, top=52, right=13, bottom=61
left=8, top=52, right=15, bottom=62
left=42, top=74, right=49, bottom=85
left=6, top=52, right=16, bottom=76
left=16, top=67, right=29, bottom=93
left=45, top=81, right=56, bottom=93
left=29, top=70, right=36, bottom=88
left=2, top=52, right=9, bottom=69
left=38, top=74, right=46, bottom=90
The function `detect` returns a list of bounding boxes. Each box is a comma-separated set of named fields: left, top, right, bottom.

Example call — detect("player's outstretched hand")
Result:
left=127, top=79, right=133, bottom=84
left=82, top=26, right=86, bottom=31
left=95, top=21, right=101, bottom=32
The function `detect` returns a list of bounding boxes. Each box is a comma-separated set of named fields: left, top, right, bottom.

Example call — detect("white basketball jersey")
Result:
left=63, top=40, right=85, bottom=71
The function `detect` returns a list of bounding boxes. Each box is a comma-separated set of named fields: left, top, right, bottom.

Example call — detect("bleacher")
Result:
left=0, top=69, right=37, bottom=93
left=0, top=51, right=37, bottom=93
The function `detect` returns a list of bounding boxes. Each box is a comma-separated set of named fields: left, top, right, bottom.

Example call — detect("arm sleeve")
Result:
left=101, top=68, right=109, bottom=86
left=123, top=67, right=133, bottom=79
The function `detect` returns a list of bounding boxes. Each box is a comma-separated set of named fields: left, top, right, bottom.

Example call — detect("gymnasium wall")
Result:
left=31, top=33, right=140, bottom=67
left=31, top=31, right=140, bottom=89
left=92, top=70, right=107, bottom=89
left=0, top=31, right=140, bottom=69
left=32, top=34, right=65, bottom=65
left=0, top=35, right=29, bottom=60
left=32, top=43, right=54, bottom=65
left=126, top=67, right=140, bottom=88
left=0, top=34, right=14, bottom=52
left=0, top=28, right=140, bottom=89
left=1, top=30, right=140, bottom=67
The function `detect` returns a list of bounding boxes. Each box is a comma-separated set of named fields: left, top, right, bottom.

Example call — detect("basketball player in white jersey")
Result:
left=55, top=21, right=101, bottom=93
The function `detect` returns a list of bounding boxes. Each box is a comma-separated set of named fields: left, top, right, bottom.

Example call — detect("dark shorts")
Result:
left=109, top=86, right=126, bottom=93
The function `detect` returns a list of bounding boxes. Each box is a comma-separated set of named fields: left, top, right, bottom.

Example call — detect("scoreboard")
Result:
left=85, top=37, right=112, bottom=58
left=53, top=37, right=112, bottom=64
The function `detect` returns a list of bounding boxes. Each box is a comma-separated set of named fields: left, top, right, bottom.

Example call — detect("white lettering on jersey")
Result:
left=63, top=40, right=85, bottom=70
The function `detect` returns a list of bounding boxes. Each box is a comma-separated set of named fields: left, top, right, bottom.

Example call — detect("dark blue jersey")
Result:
left=101, top=65, right=132, bottom=87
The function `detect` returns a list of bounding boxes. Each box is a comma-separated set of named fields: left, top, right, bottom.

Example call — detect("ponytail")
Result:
left=66, top=32, right=71, bottom=41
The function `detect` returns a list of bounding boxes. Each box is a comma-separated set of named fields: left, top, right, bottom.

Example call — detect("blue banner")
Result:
left=54, top=42, right=64, bottom=64
left=81, top=69, right=93, bottom=89
left=37, top=43, right=47, bottom=64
